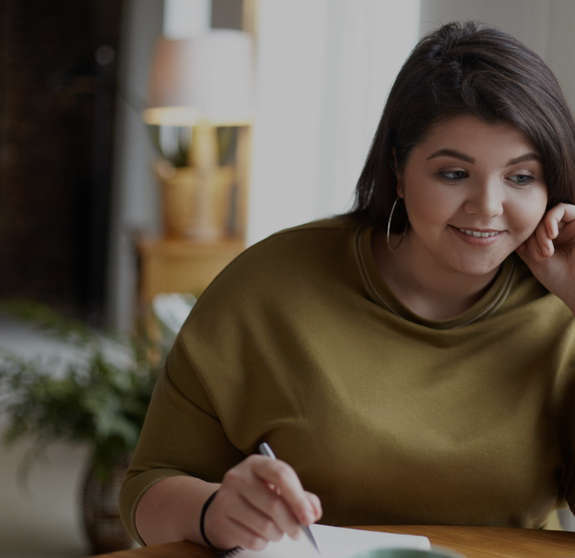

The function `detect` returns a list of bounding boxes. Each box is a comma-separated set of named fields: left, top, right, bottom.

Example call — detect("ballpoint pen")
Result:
left=258, top=442, right=321, bottom=554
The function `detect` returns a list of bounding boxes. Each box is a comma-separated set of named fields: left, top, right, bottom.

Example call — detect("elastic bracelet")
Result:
left=200, top=490, right=219, bottom=548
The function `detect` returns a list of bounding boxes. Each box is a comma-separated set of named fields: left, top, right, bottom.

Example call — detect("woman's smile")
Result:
left=451, top=226, right=503, bottom=245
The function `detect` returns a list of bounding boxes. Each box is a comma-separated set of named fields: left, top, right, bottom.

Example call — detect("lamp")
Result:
left=144, top=30, right=254, bottom=241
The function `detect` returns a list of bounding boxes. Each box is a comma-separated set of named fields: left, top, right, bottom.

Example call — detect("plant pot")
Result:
left=82, top=454, right=133, bottom=555
left=155, top=159, right=235, bottom=241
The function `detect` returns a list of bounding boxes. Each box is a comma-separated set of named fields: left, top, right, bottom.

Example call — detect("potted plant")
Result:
left=0, top=301, right=163, bottom=554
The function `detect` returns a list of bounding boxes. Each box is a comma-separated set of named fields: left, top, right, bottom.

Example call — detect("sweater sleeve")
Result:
left=557, top=343, right=575, bottom=518
left=565, top=381, right=575, bottom=518
left=119, top=336, right=246, bottom=545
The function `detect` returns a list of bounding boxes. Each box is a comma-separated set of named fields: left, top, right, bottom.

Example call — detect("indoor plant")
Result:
left=0, top=301, right=163, bottom=553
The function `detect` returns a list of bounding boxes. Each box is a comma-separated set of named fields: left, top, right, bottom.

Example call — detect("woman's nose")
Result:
left=464, top=179, right=504, bottom=217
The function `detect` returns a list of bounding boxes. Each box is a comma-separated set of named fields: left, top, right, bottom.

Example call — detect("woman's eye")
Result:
left=509, top=174, right=533, bottom=186
left=440, top=170, right=468, bottom=181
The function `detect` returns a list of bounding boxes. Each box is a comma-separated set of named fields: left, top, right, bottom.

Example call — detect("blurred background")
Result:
left=1, top=0, right=575, bottom=556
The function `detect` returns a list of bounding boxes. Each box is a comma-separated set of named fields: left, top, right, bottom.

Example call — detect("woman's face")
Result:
left=397, top=114, right=548, bottom=278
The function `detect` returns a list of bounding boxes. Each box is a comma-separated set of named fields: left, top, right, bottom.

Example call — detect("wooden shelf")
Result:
left=137, top=236, right=245, bottom=302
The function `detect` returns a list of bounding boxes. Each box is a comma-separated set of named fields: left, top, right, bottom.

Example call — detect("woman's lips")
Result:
left=457, top=228, right=499, bottom=238
left=450, top=225, right=503, bottom=245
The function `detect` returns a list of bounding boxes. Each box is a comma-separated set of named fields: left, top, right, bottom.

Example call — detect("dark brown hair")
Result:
left=350, top=21, right=575, bottom=232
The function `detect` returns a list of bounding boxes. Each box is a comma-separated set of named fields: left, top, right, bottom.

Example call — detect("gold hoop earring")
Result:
left=386, top=196, right=409, bottom=252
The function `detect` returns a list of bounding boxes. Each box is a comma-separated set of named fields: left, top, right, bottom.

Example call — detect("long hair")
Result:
left=349, top=21, right=575, bottom=233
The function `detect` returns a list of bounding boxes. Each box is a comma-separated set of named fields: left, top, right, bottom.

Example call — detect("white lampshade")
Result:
left=144, top=30, right=254, bottom=126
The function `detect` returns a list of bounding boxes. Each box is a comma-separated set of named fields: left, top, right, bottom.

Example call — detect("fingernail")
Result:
left=301, top=511, right=314, bottom=524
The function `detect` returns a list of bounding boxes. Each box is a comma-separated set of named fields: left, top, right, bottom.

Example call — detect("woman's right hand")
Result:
left=203, top=455, right=322, bottom=551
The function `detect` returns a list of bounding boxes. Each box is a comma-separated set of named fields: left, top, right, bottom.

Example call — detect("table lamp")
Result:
left=144, top=30, right=254, bottom=241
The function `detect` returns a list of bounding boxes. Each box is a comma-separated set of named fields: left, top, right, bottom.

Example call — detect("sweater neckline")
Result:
left=354, top=226, right=517, bottom=330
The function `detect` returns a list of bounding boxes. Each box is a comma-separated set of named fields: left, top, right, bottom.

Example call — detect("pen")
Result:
left=258, top=442, right=321, bottom=554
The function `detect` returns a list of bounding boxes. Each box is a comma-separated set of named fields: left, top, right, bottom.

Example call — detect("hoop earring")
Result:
left=386, top=196, right=409, bottom=252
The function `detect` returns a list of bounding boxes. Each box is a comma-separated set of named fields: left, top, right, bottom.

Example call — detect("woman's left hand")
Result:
left=517, top=202, right=575, bottom=313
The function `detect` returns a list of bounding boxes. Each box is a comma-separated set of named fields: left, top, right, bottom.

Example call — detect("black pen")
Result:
left=258, top=442, right=321, bottom=554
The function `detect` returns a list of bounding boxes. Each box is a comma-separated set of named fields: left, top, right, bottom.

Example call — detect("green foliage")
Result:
left=0, top=301, right=163, bottom=483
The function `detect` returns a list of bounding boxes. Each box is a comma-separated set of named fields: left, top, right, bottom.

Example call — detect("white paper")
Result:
left=219, top=524, right=431, bottom=557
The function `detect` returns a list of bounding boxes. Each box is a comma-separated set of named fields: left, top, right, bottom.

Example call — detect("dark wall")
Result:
left=0, top=0, right=123, bottom=323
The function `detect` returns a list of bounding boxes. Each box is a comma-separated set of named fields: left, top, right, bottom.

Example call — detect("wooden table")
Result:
left=97, top=525, right=575, bottom=558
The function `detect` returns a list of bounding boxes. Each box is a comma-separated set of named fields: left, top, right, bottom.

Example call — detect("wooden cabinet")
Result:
left=137, top=236, right=245, bottom=303
left=135, top=236, right=245, bottom=357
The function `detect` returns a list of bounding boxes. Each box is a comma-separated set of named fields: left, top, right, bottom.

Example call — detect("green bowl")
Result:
left=349, top=548, right=467, bottom=558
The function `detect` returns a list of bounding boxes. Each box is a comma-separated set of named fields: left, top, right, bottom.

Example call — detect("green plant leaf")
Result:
left=0, top=300, right=164, bottom=484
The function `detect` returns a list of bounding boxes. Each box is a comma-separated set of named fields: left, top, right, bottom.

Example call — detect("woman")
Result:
left=120, top=21, right=575, bottom=550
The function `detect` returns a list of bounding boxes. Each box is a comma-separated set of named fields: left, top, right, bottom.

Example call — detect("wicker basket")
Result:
left=82, top=455, right=133, bottom=555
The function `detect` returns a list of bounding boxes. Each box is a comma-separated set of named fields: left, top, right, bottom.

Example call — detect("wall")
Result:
left=247, top=0, right=421, bottom=245
left=106, top=0, right=164, bottom=331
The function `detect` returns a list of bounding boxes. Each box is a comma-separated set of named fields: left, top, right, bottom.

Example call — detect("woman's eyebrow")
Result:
left=506, top=152, right=541, bottom=166
left=426, top=149, right=542, bottom=166
left=426, top=148, right=474, bottom=163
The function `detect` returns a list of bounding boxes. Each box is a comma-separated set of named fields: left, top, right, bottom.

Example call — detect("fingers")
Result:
left=535, top=219, right=554, bottom=259
left=204, top=455, right=321, bottom=551
left=305, top=490, right=323, bottom=522
left=543, top=203, right=575, bottom=238
left=250, top=457, right=318, bottom=525
left=517, top=222, right=548, bottom=262
left=521, top=203, right=575, bottom=262
left=205, top=489, right=284, bottom=550
left=224, top=460, right=304, bottom=538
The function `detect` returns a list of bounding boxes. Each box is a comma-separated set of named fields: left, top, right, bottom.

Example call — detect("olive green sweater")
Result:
left=120, top=217, right=575, bottom=543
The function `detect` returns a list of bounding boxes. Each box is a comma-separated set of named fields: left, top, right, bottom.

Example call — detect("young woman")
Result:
left=120, top=21, right=575, bottom=551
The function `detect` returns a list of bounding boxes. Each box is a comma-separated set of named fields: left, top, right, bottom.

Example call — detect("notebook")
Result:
left=218, top=524, right=431, bottom=557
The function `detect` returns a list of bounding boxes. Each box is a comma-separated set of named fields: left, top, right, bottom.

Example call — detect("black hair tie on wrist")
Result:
left=200, top=490, right=219, bottom=548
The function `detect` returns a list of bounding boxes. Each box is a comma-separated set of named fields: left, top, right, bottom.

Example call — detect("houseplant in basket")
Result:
left=0, top=302, right=164, bottom=554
